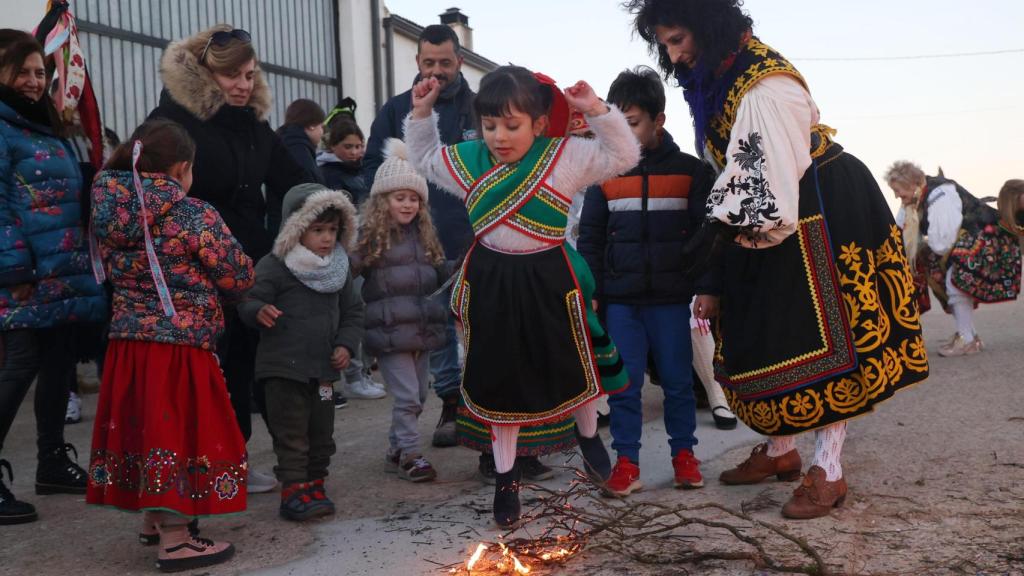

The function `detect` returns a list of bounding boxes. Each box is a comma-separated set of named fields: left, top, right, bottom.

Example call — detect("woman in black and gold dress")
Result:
left=627, top=0, right=930, bottom=519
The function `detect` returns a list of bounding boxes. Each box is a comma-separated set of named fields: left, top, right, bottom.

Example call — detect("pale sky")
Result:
left=385, top=0, right=1024, bottom=211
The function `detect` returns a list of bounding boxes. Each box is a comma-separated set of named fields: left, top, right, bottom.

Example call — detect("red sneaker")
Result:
left=672, top=449, right=704, bottom=489
left=604, top=456, right=643, bottom=497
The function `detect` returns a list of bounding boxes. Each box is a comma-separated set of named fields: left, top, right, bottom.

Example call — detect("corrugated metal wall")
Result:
left=74, top=0, right=340, bottom=140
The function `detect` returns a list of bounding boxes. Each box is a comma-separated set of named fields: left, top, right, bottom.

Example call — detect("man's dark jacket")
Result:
left=363, top=74, right=475, bottom=259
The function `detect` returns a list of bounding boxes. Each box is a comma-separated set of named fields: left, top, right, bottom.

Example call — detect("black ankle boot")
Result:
left=35, top=443, right=87, bottom=495
left=0, top=460, right=38, bottom=525
left=493, top=466, right=522, bottom=528
left=575, top=426, right=612, bottom=482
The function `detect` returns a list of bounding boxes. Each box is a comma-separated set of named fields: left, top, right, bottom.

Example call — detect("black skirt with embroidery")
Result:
left=715, top=144, right=930, bottom=435
left=453, top=243, right=626, bottom=427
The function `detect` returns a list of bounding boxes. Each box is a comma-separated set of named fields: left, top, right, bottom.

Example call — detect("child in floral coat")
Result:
left=87, top=119, right=253, bottom=573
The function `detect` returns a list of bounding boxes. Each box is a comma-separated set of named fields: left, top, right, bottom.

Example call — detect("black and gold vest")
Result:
left=704, top=38, right=835, bottom=170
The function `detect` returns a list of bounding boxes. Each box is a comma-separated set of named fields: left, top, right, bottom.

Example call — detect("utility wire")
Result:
left=793, top=48, right=1024, bottom=62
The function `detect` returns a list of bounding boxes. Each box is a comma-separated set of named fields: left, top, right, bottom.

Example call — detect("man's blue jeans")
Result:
left=606, top=303, right=697, bottom=463
left=429, top=292, right=462, bottom=399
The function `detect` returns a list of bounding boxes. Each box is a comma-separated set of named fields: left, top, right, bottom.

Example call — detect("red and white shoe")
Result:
left=672, top=449, right=704, bottom=489
left=603, top=456, right=643, bottom=497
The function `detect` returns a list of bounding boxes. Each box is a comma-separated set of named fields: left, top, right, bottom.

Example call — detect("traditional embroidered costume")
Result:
left=688, top=38, right=930, bottom=437
left=897, top=176, right=1021, bottom=314
left=404, top=92, right=639, bottom=453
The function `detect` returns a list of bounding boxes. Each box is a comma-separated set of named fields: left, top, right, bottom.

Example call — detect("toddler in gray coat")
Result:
left=239, top=183, right=364, bottom=521
left=353, top=139, right=449, bottom=482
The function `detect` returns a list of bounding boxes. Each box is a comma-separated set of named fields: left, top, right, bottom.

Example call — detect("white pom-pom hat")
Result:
left=369, top=138, right=429, bottom=202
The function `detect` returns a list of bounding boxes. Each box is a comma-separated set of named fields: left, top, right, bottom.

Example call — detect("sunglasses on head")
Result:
left=199, top=29, right=252, bottom=63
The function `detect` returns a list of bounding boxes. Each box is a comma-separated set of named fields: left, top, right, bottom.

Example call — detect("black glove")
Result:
left=682, top=219, right=732, bottom=281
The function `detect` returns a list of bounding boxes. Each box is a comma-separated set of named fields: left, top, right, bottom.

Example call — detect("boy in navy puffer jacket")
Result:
left=577, top=66, right=715, bottom=496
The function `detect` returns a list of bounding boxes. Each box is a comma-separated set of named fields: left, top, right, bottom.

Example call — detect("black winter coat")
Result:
left=577, top=131, right=715, bottom=305
left=363, top=74, right=475, bottom=259
left=150, top=93, right=309, bottom=261
left=318, top=153, right=370, bottom=205
left=277, top=123, right=325, bottom=185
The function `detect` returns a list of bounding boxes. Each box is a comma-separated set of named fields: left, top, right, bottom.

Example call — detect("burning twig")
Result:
left=446, top=467, right=834, bottom=575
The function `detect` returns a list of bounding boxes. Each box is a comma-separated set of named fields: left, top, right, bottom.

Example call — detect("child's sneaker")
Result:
left=346, top=378, right=386, bottom=400
left=307, top=479, right=336, bottom=515
left=155, top=523, right=234, bottom=573
left=333, top=392, right=349, bottom=409
left=604, top=456, right=643, bottom=497
left=65, top=392, right=82, bottom=424
left=279, top=482, right=332, bottom=521
left=398, top=453, right=437, bottom=483
left=672, top=449, right=704, bottom=489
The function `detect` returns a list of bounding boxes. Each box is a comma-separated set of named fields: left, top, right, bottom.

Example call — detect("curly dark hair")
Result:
left=623, top=0, right=754, bottom=78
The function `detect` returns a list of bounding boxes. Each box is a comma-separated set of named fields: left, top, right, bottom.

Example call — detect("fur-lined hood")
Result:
left=159, top=30, right=272, bottom=122
left=273, top=183, right=357, bottom=258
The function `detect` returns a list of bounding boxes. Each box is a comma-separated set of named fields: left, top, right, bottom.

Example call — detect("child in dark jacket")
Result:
left=353, top=139, right=449, bottom=483
left=577, top=67, right=714, bottom=497
left=317, top=115, right=370, bottom=205
left=238, top=183, right=364, bottom=522
left=87, top=119, right=254, bottom=572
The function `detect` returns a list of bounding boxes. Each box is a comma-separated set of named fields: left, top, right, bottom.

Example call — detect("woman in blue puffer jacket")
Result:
left=0, top=29, right=107, bottom=525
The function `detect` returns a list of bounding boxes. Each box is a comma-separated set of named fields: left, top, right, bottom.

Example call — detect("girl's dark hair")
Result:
left=105, top=119, right=196, bottom=173
left=326, top=115, right=364, bottom=147
left=624, top=0, right=754, bottom=78
left=283, top=98, right=326, bottom=127
left=474, top=65, right=551, bottom=125
left=607, top=66, right=665, bottom=120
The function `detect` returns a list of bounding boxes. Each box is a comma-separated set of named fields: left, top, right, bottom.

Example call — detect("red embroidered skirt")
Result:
left=86, top=340, right=247, bottom=518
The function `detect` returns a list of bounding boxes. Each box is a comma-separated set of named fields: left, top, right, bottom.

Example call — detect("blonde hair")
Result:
left=884, top=160, right=926, bottom=189
left=186, top=24, right=257, bottom=75
left=998, top=179, right=1024, bottom=242
left=356, top=191, right=445, bottom=269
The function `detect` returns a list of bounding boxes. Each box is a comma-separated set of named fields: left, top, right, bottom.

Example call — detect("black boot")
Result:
left=0, top=460, right=38, bottom=525
left=431, top=393, right=459, bottom=447
left=35, top=443, right=87, bottom=495
left=575, top=426, right=612, bottom=483
left=493, top=465, right=522, bottom=528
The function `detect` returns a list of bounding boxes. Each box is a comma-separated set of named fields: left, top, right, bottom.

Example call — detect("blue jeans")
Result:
left=606, top=303, right=697, bottom=463
left=429, top=294, right=462, bottom=399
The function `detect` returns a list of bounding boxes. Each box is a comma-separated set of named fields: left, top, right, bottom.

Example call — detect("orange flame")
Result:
left=466, top=543, right=488, bottom=571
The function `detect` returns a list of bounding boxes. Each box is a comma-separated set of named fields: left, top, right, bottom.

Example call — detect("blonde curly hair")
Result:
left=355, top=191, right=446, bottom=268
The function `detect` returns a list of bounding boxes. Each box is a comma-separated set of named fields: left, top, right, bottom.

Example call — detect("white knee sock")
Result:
left=766, top=435, right=797, bottom=457
left=692, top=327, right=730, bottom=410
left=947, top=271, right=977, bottom=341
left=573, top=402, right=598, bottom=438
left=812, top=422, right=847, bottom=481
left=491, top=425, right=520, bottom=474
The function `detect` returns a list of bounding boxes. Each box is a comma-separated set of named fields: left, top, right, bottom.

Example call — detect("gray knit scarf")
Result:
left=283, top=243, right=349, bottom=293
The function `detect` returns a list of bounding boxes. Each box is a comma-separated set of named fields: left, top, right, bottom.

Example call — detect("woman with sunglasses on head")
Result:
left=149, top=25, right=312, bottom=493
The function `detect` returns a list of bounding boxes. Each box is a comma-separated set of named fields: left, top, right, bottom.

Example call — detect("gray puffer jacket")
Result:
left=356, top=224, right=449, bottom=355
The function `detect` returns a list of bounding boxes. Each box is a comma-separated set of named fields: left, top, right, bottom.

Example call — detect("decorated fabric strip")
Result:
left=131, top=142, right=176, bottom=317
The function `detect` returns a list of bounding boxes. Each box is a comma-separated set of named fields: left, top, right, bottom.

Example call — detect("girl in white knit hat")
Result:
left=353, top=139, right=451, bottom=482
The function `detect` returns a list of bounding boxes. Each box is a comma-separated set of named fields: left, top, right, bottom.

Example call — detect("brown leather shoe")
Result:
left=719, top=443, right=802, bottom=485
left=781, top=465, right=848, bottom=519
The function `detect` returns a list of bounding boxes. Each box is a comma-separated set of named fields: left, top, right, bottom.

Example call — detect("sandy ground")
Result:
left=1, top=298, right=1022, bottom=576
